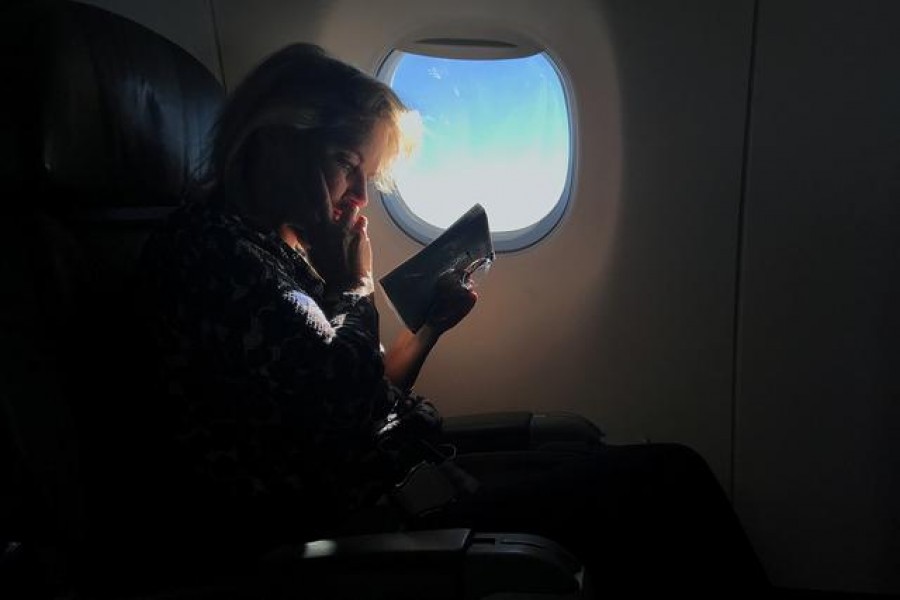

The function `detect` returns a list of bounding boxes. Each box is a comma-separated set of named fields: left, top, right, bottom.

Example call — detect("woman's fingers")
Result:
left=426, top=275, right=478, bottom=333
left=349, top=215, right=373, bottom=282
left=337, top=204, right=360, bottom=233
left=352, top=213, right=367, bottom=234
left=305, top=182, right=373, bottom=293
left=456, top=288, right=478, bottom=319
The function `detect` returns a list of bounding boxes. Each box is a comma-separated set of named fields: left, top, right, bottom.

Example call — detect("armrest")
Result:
left=442, top=411, right=604, bottom=454
left=259, top=529, right=583, bottom=600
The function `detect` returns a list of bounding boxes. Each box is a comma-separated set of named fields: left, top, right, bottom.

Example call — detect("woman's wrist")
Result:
left=325, top=273, right=374, bottom=298
left=416, top=323, right=441, bottom=346
left=348, top=274, right=375, bottom=297
left=384, top=325, right=440, bottom=391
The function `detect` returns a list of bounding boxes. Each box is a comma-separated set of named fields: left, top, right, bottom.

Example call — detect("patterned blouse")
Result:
left=136, top=194, right=414, bottom=539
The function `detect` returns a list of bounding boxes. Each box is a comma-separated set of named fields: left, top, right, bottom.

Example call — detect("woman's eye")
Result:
left=336, top=157, right=357, bottom=175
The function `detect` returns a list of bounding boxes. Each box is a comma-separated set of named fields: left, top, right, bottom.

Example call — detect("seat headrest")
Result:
left=41, top=2, right=224, bottom=208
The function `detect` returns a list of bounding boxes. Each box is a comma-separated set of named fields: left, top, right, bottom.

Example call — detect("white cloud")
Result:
left=394, top=152, right=569, bottom=231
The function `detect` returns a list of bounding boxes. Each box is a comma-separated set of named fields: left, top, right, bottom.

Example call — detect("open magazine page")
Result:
left=379, top=204, right=494, bottom=332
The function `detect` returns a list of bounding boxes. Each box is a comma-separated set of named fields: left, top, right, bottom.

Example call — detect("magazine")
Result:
left=380, top=204, right=494, bottom=332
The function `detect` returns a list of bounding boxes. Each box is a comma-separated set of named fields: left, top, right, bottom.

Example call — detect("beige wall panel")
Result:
left=214, top=0, right=754, bottom=496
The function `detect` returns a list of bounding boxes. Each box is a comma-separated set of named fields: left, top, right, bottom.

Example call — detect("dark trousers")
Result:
left=408, top=443, right=769, bottom=596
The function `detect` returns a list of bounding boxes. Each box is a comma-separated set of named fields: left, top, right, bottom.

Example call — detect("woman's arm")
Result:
left=383, top=325, right=440, bottom=392
left=383, top=281, right=477, bottom=391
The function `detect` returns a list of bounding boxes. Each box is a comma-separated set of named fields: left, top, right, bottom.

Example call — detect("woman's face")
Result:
left=321, top=120, right=391, bottom=224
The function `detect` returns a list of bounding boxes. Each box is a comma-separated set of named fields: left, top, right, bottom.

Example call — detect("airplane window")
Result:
left=377, top=50, right=573, bottom=252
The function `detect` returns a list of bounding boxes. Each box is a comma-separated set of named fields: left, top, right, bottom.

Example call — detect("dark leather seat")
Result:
left=2, top=0, right=223, bottom=594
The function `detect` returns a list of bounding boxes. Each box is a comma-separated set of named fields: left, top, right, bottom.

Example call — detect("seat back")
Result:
left=1, top=1, right=223, bottom=593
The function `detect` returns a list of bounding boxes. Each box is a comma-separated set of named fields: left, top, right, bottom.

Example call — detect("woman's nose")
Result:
left=348, top=175, right=368, bottom=208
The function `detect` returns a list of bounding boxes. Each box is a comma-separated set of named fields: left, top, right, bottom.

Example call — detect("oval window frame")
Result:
left=375, top=37, right=577, bottom=253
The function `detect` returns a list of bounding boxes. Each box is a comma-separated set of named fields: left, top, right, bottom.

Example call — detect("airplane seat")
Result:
left=1, top=1, right=589, bottom=598
left=6, top=0, right=225, bottom=593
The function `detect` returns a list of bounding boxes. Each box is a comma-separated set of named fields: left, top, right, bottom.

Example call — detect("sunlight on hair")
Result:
left=397, top=109, right=424, bottom=158
left=375, top=110, right=423, bottom=193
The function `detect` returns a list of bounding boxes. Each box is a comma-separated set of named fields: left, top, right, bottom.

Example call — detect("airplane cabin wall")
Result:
left=208, top=0, right=751, bottom=507
left=70, top=0, right=900, bottom=594
left=735, top=0, right=900, bottom=593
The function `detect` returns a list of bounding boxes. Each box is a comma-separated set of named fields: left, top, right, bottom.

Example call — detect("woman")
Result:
left=138, top=43, right=768, bottom=593
left=138, top=43, right=472, bottom=548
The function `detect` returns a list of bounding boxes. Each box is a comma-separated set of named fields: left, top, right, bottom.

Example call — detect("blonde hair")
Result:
left=208, top=43, right=410, bottom=196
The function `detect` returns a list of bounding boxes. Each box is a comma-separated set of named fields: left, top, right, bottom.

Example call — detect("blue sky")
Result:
left=388, top=52, right=571, bottom=232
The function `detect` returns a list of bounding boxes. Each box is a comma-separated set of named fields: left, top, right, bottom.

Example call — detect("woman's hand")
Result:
left=304, top=170, right=374, bottom=296
left=383, top=270, right=478, bottom=391
left=425, top=270, right=478, bottom=334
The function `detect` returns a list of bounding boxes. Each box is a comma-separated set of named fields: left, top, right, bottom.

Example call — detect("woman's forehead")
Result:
left=362, top=121, right=391, bottom=165
left=331, top=121, right=391, bottom=172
